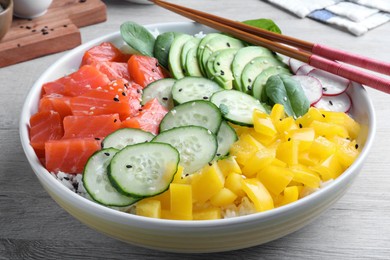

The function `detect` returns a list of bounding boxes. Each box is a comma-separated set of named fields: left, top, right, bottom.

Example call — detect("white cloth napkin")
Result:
left=262, top=0, right=390, bottom=36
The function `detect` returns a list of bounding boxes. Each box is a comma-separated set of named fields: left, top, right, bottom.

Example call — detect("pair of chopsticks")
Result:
left=150, top=0, right=390, bottom=94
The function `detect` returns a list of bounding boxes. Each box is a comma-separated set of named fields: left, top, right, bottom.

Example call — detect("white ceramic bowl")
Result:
left=13, top=0, right=52, bottom=19
left=19, top=22, right=376, bottom=253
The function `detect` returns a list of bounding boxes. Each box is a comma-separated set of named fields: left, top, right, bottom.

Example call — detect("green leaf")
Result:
left=120, top=21, right=155, bottom=57
left=242, top=18, right=282, bottom=34
left=264, top=74, right=310, bottom=118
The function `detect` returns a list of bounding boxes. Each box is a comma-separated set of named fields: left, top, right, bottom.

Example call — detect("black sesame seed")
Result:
left=63, top=24, right=68, bottom=27
left=203, top=96, right=209, bottom=100
left=162, top=97, right=168, bottom=101
left=185, top=173, right=190, bottom=177
left=248, top=78, right=252, bottom=83
left=226, top=42, right=231, bottom=47
left=216, top=153, right=221, bottom=156
left=355, top=144, right=359, bottom=149
left=208, top=162, right=213, bottom=166
left=79, top=0, right=87, bottom=3
left=32, top=29, right=36, bottom=32
left=136, top=89, right=140, bottom=93
left=95, top=137, right=101, bottom=140
left=26, top=26, right=31, bottom=29
left=247, top=86, right=252, bottom=90
left=42, top=31, right=49, bottom=35
left=329, top=100, right=333, bottom=106
left=113, top=97, right=120, bottom=102
left=64, top=177, right=70, bottom=181
left=155, top=63, right=159, bottom=67
left=20, top=26, right=24, bottom=28
left=114, top=119, right=117, bottom=123
left=216, top=62, right=220, bottom=66
left=322, top=114, right=326, bottom=118
left=322, top=87, right=327, bottom=92
left=220, top=70, right=225, bottom=76
left=104, top=152, right=110, bottom=156
left=122, top=92, right=126, bottom=96
left=178, top=88, right=183, bottom=92
left=299, top=123, right=303, bottom=128
left=138, top=108, right=143, bottom=112
left=152, top=68, right=156, bottom=72
left=288, top=138, right=291, bottom=141
left=126, top=165, right=132, bottom=168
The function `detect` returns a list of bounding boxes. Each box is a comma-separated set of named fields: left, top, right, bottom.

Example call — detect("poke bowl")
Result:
left=19, top=21, right=376, bottom=253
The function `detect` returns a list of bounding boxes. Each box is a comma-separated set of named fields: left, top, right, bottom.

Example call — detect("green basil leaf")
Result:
left=265, top=74, right=310, bottom=118
left=120, top=21, right=155, bottom=57
left=242, top=18, right=282, bottom=34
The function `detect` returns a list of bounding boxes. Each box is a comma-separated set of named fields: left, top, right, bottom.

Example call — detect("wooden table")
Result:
left=1, top=0, right=390, bottom=258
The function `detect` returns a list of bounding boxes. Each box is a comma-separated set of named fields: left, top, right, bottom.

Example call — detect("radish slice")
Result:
left=313, top=92, right=352, bottom=113
left=308, top=69, right=350, bottom=96
left=296, top=64, right=314, bottom=75
left=289, top=58, right=306, bottom=74
left=292, top=75, right=323, bottom=105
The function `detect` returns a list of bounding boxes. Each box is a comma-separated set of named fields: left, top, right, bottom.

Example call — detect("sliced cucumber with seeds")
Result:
left=241, top=56, right=288, bottom=94
left=168, top=34, right=193, bottom=79
left=152, top=126, right=217, bottom=176
left=215, top=120, right=238, bottom=158
left=171, top=76, right=223, bottom=104
left=159, top=100, right=222, bottom=134
left=231, top=46, right=274, bottom=91
left=108, top=142, right=180, bottom=197
left=83, top=148, right=141, bottom=207
left=102, top=128, right=154, bottom=150
left=211, top=89, right=266, bottom=126
left=141, top=78, right=176, bottom=109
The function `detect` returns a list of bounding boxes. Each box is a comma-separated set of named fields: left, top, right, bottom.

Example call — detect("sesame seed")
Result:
left=113, top=97, right=120, bottom=102
left=355, top=144, right=359, bottom=149
left=299, top=123, right=303, bottom=128
left=162, top=97, right=168, bottom=101
left=122, top=92, right=126, bottom=96
left=329, top=100, right=333, bottom=106
left=104, top=152, right=110, bottom=156
left=126, top=165, right=132, bottom=168
left=203, top=96, right=208, bottom=100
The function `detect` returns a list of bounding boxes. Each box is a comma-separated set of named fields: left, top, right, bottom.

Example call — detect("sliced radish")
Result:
left=308, top=69, right=350, bottom=96
left=289, top=58, right=306, bottom=74
left=292, top=75, right=323, bottom=105
left=296, top=64, right=315, bottom=75
left=313, top=92, right=352, bottom=113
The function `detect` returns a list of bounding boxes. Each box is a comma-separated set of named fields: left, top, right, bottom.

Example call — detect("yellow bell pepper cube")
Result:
left=277, top=186, right=299, bottom=207
left=217, top=156, right=242, bottom=176
left=253, top=110, right=277, bottom=137
left=242, top=148, right=275, bottom=177
left=170, top=183, right=193, bottom=220
left=136, top=199, right=161, bottom=219
left=309, top=136, right=336, bottom=160
left=276, top=139, right=299, bottom=166
left=310, top=120, right=349, bottom=139
left=210, top=187, right=238, bottom=207
left=191, top=163, right=225, bottom=203
left=229, top=133, right=264, bottom=165
left=321, top=110, right=360, bottom=140
left=225, top=172, right=246, bottom=197
left=257, top=164, right=294, bottom=195
left=172, top=165, right=185, bottom=184
left=298, top=152, right=320, bottom=167
left=193, top=207, right=222, bottom=220
left=310, top=154, right=344, bottom=181
left=270, top=103, right=286, bottom=124
left=284, top=127, right=315, bottom=152
left=290, top=164, right=321, bottom=188
left=148, top=190, right=170, bottom=210
left=295, top=107, right=324, bottom=128
left=241, top=178, right=274, bottom=212
left=275, top=116, right=298, bottom=134
left=249, top=128, right=278, bottom=147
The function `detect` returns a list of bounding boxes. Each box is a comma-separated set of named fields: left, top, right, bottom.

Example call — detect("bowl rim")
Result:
left=19, top=21, right=377, bottom=228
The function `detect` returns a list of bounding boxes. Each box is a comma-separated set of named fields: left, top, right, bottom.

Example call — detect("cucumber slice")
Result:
left=252, top=66, right=291, bottom=102
left=241, top=56, right=288, bottom=94
left=154, top=31, right=182, bottom=69
left=152, top=126, right=217, bottom=175
left=211, top=89, right=266, bottom=126
left=168, top=34, right=193, bottom=79
left=102, top=128, right=154, bottom=150
left=108, top=142, right=179, bottom=197
left=171, top=76, right=223, bottom=104
left=231, top=46, right=275, bottom=91
left=216, top=121, right=238, bottom=158
left=83, top=148, right=141, bottom=207
left=159, top=100, right=222, bottom=134
left=141, top=78, right=176, bottom=109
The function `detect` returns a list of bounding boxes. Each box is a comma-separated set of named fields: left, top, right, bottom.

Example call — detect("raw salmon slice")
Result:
left=121, top=98, right=168, bottom=135
left=45, top=138, right=101, bottom=173
left=127, top=55, right=166, bottom=88
left=70, top=79, right=142, bottom=120
left=42, top=65, right=110, bottom=96
left=81, top=42, right=131, bottom=66
left=91, top=61, right=131, bottom=82
left=38, top=93, right=72, bottom=119
left=29, top=111, right=64, bottom=158
left=63, top=114, right=121, bottom=139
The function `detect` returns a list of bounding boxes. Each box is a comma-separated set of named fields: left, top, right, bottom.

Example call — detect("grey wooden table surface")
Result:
left=1, top=0, right=390, bottom=259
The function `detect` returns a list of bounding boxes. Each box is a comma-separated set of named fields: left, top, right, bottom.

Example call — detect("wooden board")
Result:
left=0, top=0, right=107, bottom=68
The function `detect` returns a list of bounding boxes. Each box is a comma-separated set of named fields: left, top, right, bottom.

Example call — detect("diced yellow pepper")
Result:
left=253, top=110, right=277, bottom=137
left=275, top=116, right=298, bottom=134
left=332, top=137, right=360, bottom=168
left=193, top=207, right=222, bottom=220
left=148, top=190, right=170, bottom=210
left=295, top=107, right=324, bottom=128
left=170, top=183, right=192, bottom=220
left=270, top=103, right=286, bottom=124
left=284, top=127, right=315, bottom=151
left=290, top=164, right=321, bottom=188
left=172, top=165, right=185, bottom=184
left=309, top=136, right=336, bottom=160
left=241, top=148, right=275, bottom=177
left=249, top=128, right=278, bottom=147
left=298, top=152, right=320, bottom=167
left=229, top=123, right=251, bottom=137
left=277, top=186, right=299, bottom=207
left=241, top=178, right=274, bottom=212
left=276, top=139, right=299, bottom=166
left=310, top=154, right=343, bottom=181
left=225, top=172, right=246, bottom=197
left=210, top=187, right=238, bottom=207
left=191, top=163, right=224, bottom=203
left=229, top=133, right=264, bottom=165
left=310, top=120, right=349, bottom=139
left=257, top=165, right=294, bottom=195
left=136, top=199, right=161, bottom=219
left=217, top=156, right=242, bottom=177
left=321, top=110, right=360, bottom=139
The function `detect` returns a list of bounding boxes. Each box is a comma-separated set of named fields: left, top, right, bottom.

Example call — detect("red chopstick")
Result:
left=151, top=0, right=390, bottom=94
